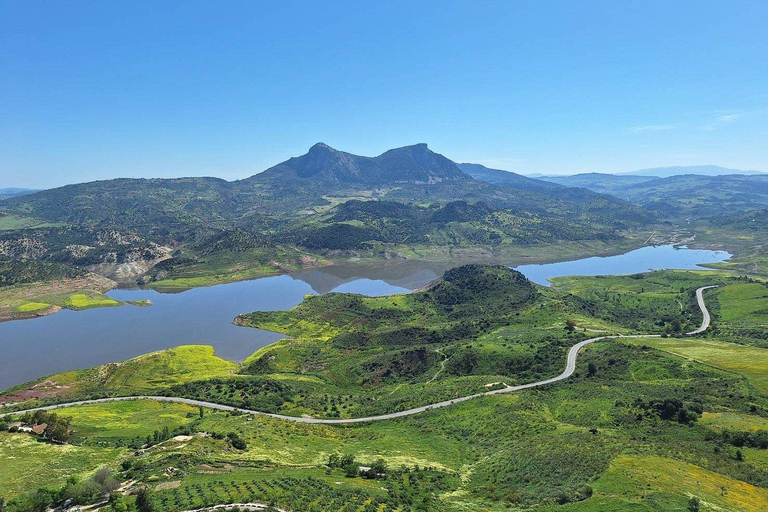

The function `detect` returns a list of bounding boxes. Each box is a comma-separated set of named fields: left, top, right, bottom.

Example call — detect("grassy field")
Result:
left=63, top=400, right=199, bottom=441
left=66, top=292, right=121, bottom=309
left=0, top=214, right=62, bottom=231
left=624, top=336, right=768, bottom=395
left=72, top=345, right=238, bottom=392
left=583, top=455, right=768, bottom=512
left=701, top=411, right=768, bottom=432
left=717, top=283, right=768, bottom=323
left=713, top=283, right=768, bottom=343
left=0, top=274, right=118, bottom=322
left=3, top=345, right=239, bottom=402
left=194, top=409, right=468, bottom=470
left=0, top=432, right=126, bottom=498
left=15, top=301, right=50, bottom=312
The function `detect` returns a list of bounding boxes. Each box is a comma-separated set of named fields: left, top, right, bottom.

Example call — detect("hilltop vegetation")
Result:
left=3, top=266, right=768, bottom=511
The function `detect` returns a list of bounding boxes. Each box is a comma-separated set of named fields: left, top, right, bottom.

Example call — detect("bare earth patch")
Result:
left=155, top=480, right=182, bottom=491
left=0, top=380, right=74, bottom=404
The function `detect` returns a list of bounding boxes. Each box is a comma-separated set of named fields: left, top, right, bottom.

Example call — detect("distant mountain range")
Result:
left=532, top=164, right=764, bottom=180
left=0, top=144, right=655, bottom=274
left=621, top=165, right=764, bottom=178
left=2, top=143, right=647, bottom=232
left=535, top=173, right=655, bottom=194
left=538, top=172, right=768, bottom=217
left=4, top=142, right=768, bottom=285
left=0, top=188, right=38, bottom=201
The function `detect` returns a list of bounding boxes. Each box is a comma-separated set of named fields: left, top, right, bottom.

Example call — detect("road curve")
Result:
left=0, top=286, right=717, bottom=425
left=687, top=285, right=718, bottom=335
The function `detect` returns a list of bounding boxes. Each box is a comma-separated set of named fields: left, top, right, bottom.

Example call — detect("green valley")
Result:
left=2, top=266, right=768, bottom=511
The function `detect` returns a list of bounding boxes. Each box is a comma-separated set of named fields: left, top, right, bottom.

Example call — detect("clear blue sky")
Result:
left=2, top=1, right=767, bottom=188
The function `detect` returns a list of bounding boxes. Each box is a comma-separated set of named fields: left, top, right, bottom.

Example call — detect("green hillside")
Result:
left=3, top=267, right=768, bottom=511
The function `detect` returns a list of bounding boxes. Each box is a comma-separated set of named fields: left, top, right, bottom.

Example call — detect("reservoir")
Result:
left=0, top=244, right=730, bottom=391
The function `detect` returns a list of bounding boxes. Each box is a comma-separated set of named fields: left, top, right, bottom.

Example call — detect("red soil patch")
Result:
left=0, top=380, right=74, bottom=404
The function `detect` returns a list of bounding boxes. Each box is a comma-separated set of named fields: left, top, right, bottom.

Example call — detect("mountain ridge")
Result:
left=247, top=142, right=470, bottom=186
left=623, top=165, right=764, bottom=178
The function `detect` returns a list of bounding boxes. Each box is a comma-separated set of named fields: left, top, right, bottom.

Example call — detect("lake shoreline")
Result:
left=0, top=242, right=730, bottom=392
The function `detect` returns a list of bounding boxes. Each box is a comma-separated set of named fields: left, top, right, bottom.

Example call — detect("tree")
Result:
left=227, top=432, right=247, bottom=450
left=736, top=449, right=743, bottom=461
left=587, top=362, right=597, bottom=377
left=94, top=467, right=119, bottom=493
left=343, top=463, right=360, bottom=478
left=135, top=487, right=155, bottom=512
left=340, top=454, right=359, bottom=477
left=362, top=458, right=387, bottom=479
left=30, top=489, right=55, bottom=512
left=199, top=406, right=205, bottom=418
left=44, top=421, right=71, bottom=443
left=565, top=319, right=577, bottom=332
left=109, top=494, right=128, bottom=512
left=371, top=458, right=387, bottom=475
left=688, top=496, right=700, bottom=512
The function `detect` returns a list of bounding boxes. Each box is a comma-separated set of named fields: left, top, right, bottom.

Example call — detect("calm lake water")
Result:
left=516, top=244, right=732, bottom=286
left=0, top=244, right=730, bottom=391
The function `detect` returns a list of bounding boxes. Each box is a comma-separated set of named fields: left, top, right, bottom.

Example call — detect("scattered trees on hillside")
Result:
left=712, top=429, right=768, bottom=449
left=634, top=397, right=702, bottom=424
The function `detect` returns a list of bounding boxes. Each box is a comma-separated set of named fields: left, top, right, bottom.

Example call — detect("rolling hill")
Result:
left=457, top=163, right=564, bottom=191
left=618, top=174, right=768, bottom=217
left=537, top=172, right=768, bottom=217
left=537, top=173, right=657, bottom=194
left=0, top=188, right=38, bottom=201
left=624, top=165, right=764, bottom=178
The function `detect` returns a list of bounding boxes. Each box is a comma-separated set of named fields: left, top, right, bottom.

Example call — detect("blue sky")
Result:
left=1, top=1, right=767, bottom=188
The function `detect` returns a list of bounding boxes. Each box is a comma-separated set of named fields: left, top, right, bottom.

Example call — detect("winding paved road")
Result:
left=687, top=285, right=718, bottom=335
left=0, top=286, right=718, bottom=425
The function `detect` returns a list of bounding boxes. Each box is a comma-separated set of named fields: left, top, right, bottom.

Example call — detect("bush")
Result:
left=227, top=432, right=247, bottom=450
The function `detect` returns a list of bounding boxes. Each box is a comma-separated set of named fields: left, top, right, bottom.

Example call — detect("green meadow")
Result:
left=3, top=267, right=768, bottom=511
left=624, top=336, right=768, bottom=394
